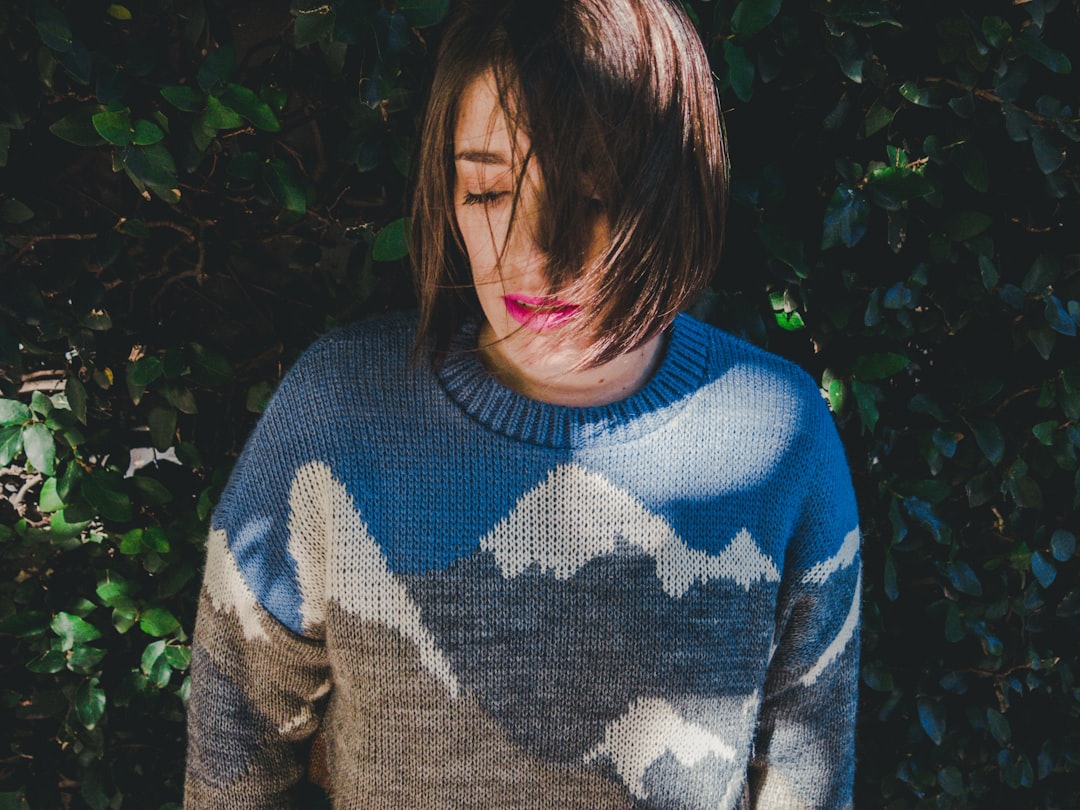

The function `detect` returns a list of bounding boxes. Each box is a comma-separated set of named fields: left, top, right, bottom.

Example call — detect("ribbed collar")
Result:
left=435, top=313, right=710, bottom=448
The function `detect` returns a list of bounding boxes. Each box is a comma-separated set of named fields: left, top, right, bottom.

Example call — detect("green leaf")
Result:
left=74, top=678, right=106, bottom=729
left=774, top=310, right=805, bottom=331
left=188, top=344, right=234, bottom=387
left=938, top=765, right=964, bottom=797
left=120, top=143, right=180, bottom=203
left=203, top=95, right=244, bottom=130
left=863, top=99, right=896, bottom=136
left=0, top=610, right=50, bottom=638
left=722, top=41, right=755, bottom=103
left=35, top=4, right=73, bottom=52
left=117, top=218, right=151, bottom=238
left=1008, top=473, right=1043, bottom=510
left=758, top=223, right=807, bottom=277
left=851, top=352, right=909, bottom=381
left=1050, top=529, right=1076, bottom=562
left=140, top=607, right=181, bottom=637
left=294, top=3, right=337, bottom=47
left=96, top=575, right=136, bottom=608
left=987, top=708, right=1012, bottom=746
left=864, top=166, right=934, bottom=210
left=1031, top=551, right=1056, bottom=588
left=397, top=0, right=450, bottom=28
left=27, top=649, right=67, bottom=674
left=91, top=109, right=133, bottom=145
left=1032, top=420, right=1057, bottom=446
left=22, top=423, right=56, bottom=475
left=66, top=643, right=106, bottom=674
left=899, top=82, right=947, bottom=109
left=51, top=612, right=102, bottom=650
left=373, top=217, right=411, bottom=261
left=263, top=159, right=307, bottom=214
left=197, top=46, right=234, bottom=94
left=159, top=383, right=198, bottom=414
left=132, top=475, right=174, bottom=506
left=982, top=16, right=1011, bottom=50
left=821, top=186, right=869, bottom=249
left=946, top=561, right=983, bottom=596
left=944, top=211, right=992, bottom=242
left=827, top=379, right=846, bottom=414
left=851, top=380, right=879, bottom=433
left=148, top=405, right=177, bottom=450
left=1044, top=296, right=1075, bottom=336
left=969, top=420, right=1004, bottom=465
left=222, top=84, right=280, bottom=132
left=732, top=0, right=782, bottom=37
left=1031, top=129, right=1064, bottom=175
left=65, top=377, right=88, bottom=424
left=160, top=85, right=205, bottom=112
left=1013, top=34, right=1072, bottom=74
left=50, top=509, right=91, bottom=540
left=0, top=399, right=31, bottom=426
left=126, top=356, right=164, bottom=405
left=140, top=638, right=167, bottom=672
left=836, top=8, right=902, bottom=28
left=38, top=477, right=64, bottom=512
left=49, top=109, right=108, bottom=146
left=0, top=199, right=35, bottom=224
left=132, top=120, right=165, bottom=146
left=30, top=391, right=54, bottom=418
left=164, top=644, right=192, bottom=670
left=246, top=381, right=274, bottom=413
left=120, top=526, right=171, bottom=555
left=81, top=472, right=132, bottom=522
left=917, top=696, right=946, bottom=744
left=106, top=5, right=133, bottom=21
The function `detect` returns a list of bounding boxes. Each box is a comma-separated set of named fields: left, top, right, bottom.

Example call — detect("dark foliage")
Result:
left=0, top=0, right=1077, bottom=807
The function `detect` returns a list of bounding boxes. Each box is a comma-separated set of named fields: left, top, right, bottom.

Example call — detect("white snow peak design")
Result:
left=800, top=568, right=862, bottom=687
left=288, top=461, right=461, bottom=697
left=801, top=527, right=861, bottom=585
left=480, top=463, right=780, bottom=596
left=584, top=697, right=737, bottom=800
left=203, top=526, right=269, bottom=642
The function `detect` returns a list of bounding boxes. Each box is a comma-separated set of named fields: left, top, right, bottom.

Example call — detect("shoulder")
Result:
left=678, top=313, right=827, bottom=432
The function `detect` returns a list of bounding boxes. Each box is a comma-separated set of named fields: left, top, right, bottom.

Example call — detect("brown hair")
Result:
left=410, top=0, right=729, bottom=367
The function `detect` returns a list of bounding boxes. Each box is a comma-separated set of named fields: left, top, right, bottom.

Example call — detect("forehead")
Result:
left=453, top=71, right=527, bottom=163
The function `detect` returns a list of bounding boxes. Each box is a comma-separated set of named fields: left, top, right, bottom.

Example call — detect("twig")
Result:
left=9, top=473, right=43, bottom=516
left=3, top=232, right=98, bottom=270
left=922, top=76, right=1059, bottom=126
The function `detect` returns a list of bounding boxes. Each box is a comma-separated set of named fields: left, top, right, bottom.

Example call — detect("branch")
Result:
left=3, top=232, right=98, bottom=270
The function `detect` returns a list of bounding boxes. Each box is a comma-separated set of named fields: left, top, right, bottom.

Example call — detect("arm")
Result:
left=184, top=527, right=330, bottom=809
left=750, top=392, right=861, bottom=809
left=184, top=358, right=332, bottom=808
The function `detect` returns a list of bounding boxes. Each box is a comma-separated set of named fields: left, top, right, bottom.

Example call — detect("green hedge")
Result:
left=1, top=1, right=1077, bottom=807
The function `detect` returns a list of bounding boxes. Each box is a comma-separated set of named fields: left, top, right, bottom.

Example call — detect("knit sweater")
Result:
left=184, top=311, right=861, bottom=810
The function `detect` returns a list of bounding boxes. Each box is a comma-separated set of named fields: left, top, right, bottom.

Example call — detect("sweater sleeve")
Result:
left=184, top=357, right=333, bottom=809
left=749, top=386, right=861, bottom=809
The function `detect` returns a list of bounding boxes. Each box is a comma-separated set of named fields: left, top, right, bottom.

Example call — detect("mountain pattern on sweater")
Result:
left=184, top=311, right=861, bottom=809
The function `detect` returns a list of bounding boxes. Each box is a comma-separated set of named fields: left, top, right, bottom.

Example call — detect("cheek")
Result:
left=456, top=209, right=506, bottom=272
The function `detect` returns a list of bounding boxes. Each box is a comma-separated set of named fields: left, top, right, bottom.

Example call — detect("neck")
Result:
left=476, top=324, right=666, bottom=407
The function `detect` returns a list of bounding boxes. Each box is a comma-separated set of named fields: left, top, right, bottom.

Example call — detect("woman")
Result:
left=184, top=0, right=861, bottom=807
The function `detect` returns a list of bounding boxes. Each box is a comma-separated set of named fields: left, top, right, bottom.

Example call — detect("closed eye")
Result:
left=462, top=191, right=509, bottom=206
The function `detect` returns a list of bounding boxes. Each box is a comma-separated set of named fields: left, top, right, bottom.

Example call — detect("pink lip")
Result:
left=502, top=295, right=581, bottom=330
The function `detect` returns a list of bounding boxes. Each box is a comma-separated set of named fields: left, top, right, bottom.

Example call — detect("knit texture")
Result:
left=184, top=311, right=861, bottom=809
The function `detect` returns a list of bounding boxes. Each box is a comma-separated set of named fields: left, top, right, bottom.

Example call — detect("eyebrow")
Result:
left=454, top=150, right=510, bottom=166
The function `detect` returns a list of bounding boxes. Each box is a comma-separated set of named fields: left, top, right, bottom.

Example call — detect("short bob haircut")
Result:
left=411, top=0, right=729, bottom=367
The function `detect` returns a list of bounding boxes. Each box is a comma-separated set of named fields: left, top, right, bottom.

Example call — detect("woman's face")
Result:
left=453, top=71, right=609, bottom=380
